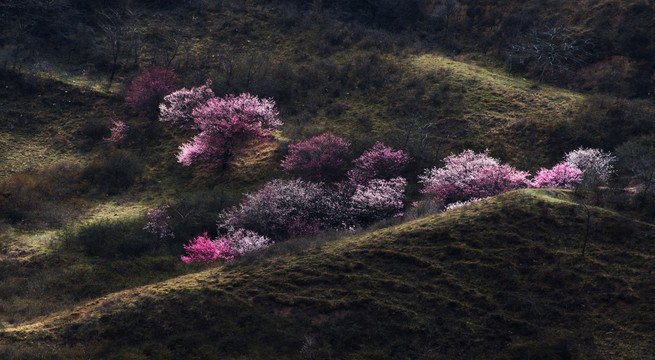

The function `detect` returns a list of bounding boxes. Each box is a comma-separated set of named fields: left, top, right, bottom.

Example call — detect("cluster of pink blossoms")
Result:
left=159, top=82, right=282, bottom=167
left=180, top=229, right=272, bottom=264
left=105, top=119, right=129, bottom=143
left=143, top=205, right=174, bottom=241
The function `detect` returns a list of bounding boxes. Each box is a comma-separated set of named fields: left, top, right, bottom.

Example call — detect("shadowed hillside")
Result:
left=2, top=190, right=653, bottom=359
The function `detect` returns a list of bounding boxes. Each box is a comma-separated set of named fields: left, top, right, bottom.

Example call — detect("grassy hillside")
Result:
left=1, top=2, right=655, bottom=359
left=2, top=190, right=653, bottom=359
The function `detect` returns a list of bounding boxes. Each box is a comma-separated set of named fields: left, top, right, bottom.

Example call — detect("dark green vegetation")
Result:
left=1, top=0, right=655, bottom=359
left=2, top=191, right=654, bottom=359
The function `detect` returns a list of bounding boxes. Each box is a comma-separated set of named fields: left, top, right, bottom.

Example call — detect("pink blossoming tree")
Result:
left=282, top=132, right=351, bottom=182
left=348, top=141, right=410, bottom=185
left=350, top=177, right=407, bottom=223
left=143, top=205, right=174, bottom=241
left=219, top=179, right=335, bottom=239
left=532, top=162, right=583, bottom=189
left=564, top=147, right=615, bottom=187
left=125, top=65, right=177, bottom=114
left=177, top=93, right=281, bottom=167
left=105, top=118, right=129, bottom=143
left=159, top=79, right=215, bottom=127
left=181, top=232, right=233, bottom=264
left=419, top=150, right=530, bottom=204
left=226, top=228, right=272, bottom=255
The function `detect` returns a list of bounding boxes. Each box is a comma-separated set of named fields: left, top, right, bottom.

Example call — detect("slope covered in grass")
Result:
left=2, top=2, right=655, bottom=359
left=2, top=190, right=653, bottom=359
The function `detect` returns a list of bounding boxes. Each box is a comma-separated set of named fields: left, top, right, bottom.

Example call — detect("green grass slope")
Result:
left=2, top=190, right=653, bottom=359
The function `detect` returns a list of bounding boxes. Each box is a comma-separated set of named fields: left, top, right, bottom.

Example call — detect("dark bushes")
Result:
left=165, top=190, right=236, bottom=251
left=82, top=151, right=143, bottom=195
left=60, top=217, right=154, bottom=258
left=0, top=161, right=83, bottom=225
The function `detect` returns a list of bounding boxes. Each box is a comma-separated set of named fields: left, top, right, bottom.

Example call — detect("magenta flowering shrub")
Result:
left=180, top=229, right=272, bottom=264
left=125, top=65, right=177, bottom=113
left=177, top=93, right=281, bottom=167
left=218, top=179, right=334, bottom=239
left=348, top=141, right=410, bottom=185
left=181, top=232, right=233, bottom=264
left=419, top=150, right=530, bottom=204
left=282, top=132, right=351, bottom=182
left=226, top=228, right=272, bottom=255
left=564, top=147, right=615, bottom=187
left=105, top=119, right=129, bottom=143
left=143, top=205, right=174, bottom=241
left=350, top=177, right=407, bottom=223
left=159, top=79, right=215, bottom=127
left=532, top=162, right=583, bottom=189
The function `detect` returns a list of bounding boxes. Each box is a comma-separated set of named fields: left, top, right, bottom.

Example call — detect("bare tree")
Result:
left=98, top=8, right=141, bottom=87
left=508, top=26, right=592, bottom=83
left=431, top=0, right=458, bottom=39
left=616, top=141, right=655, bottom=193
left=579, top=201, right=593, bottom=257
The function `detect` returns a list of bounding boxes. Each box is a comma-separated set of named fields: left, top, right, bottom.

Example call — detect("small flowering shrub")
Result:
left=105, top=119, right=129, bottom=143
left=532, top=162, right=583, bottom=189
left=226, top=228, right=272, bottom=255
left=143, top=205, right=174, bottom=241
left=181, top=232, right=232, bottom=264
left=159, top=79, right=215, bottom=127
left=419, top=150, right=530, bottom=204
left=219, top=179, right=334, bottom=239
left=564, top=147, right=615, bottom=187
left=350, top=177, right=407, bottom=223
left=177, top=93, right=281, bottom=167
left=348, top=141, right=410, bottom=185
left=180, top=229, right=272, bottom=264
left=444, top=198, right=483, bottom=211
left=125, top=65, right=177, bottom=113
left=282, top=132, right=351, bottom=182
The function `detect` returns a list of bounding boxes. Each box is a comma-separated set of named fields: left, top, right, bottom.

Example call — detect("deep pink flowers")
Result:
left=419, top=150, right=530, bottom=203
left=282, top=132, right=351, bottom=182
left=532, top=162, right=583, bottom=189
left=181, top=232, right=229, bottom=264
left=348, top=141, right=410, bottom=185
left=180, top=229, right=272, bottom=264
left=126, top=65, right=177, bottom=113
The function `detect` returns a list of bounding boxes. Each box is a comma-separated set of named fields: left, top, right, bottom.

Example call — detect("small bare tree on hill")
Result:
left=508, top=26, right=592, bottom=83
